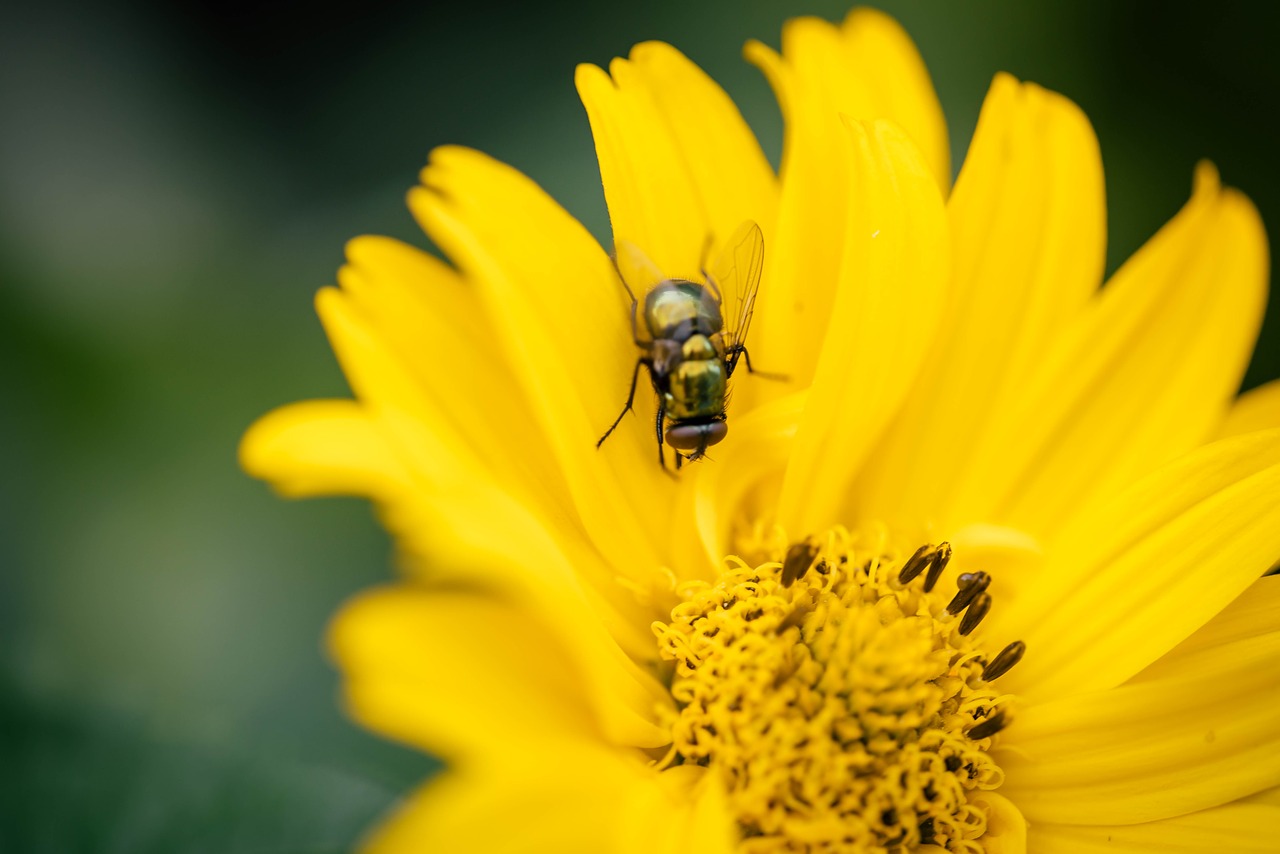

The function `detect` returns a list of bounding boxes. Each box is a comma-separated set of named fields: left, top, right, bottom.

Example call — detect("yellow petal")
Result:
left=969, top=791, right=1027, bottom=854
left=408, top=146, right=671, bottom=581
left=672, top=391, right=806, bottom=577
left=330, top=586, right=601, bottom=759
left=949, top=165, right=1269, bottom=537
left=988, top=429, right=1280, bottom=703
left=332, top=581, right=668, bottom=752
left=998, top=584, right=1280, bottom=824
left=615, top=767, right=737, bottom=854
left=361, top=747, right=654, bottom=854
left=304, top=292, right=670, bottom=743
left=1217, top=379, right=1280, bottom=439
left=777, top=119, right=949, bottom=534
left=576, top=42, right=776, bottom=277
left=744, top=10, right=947, bottom=395
left=838, top=8, right=950, bottom=189
left=240, top=399, right=409, bottom=499
left=336, top=236, right=575, bottom=517
left=1138, top=575, right=1280, bottom=672
left=1027, top=795, right=1280, bottom=854
left=856, top=74, right=1106, bottom=531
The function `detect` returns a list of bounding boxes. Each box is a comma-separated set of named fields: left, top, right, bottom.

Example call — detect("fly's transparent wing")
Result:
left=708, top=220, right=765, bottom=375
left=613, top=238, right=668, bottom=345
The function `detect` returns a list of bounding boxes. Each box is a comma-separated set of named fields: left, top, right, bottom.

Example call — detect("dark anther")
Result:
left=881, top=808, right=898, bottom=826
left=944, top=755, right=962, bottom=772
left=918, top=817, right=937, bottom=845
left=897, top=544, right=935, bottom=584
left=981, top=640, right=1026, bottom=681
left=781, top=540, right=819, bottom=588
left=967, top=710, right=1009, bottom=740
left=923, top=542, right=952, bottom=593
left=776, top=607, right=807, bottom=633
left=922, top=782, right=937, bottom=802
left=946, top=571, right=991, bottom=614
left=959, top=592, right=993, bottom=636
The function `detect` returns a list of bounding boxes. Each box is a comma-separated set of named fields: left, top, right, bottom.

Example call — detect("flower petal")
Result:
left=998, top=574, right=1280, bottom=824
left=948, top=165, right=1269, bottom=538
left=409, top=146, right=671, bottom=580
left=1026, top=795, right=1280, bottom=854
left=240, top=399, right=409, bottom=498
left=576, top=42, right=777, bottom=277
left=331, top=586, right=670, bottom=754
left=1139, top=575, right=1280, bottom=669
left=970, top=791, right=1027, bottom=854
left=331, top=586, right=599, bottom=758
left=672, top=391, right=806, bottom=576
left=988, top=429, right=1280, bottom=703
left=335, top=236, right=572, bottom=510
left=855, top=74, right=1106, bottom=532
left=777, top=119, right=949, bottom=535
left=616, top=766, right=737, bottom=854
left=360, top=747, right=655, bottom=854
left=745, top=9, right=948, bottom=394
left=1217, top=379, right=1280, bottom=439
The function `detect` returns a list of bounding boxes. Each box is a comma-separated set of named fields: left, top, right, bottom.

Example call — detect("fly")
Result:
left=597, top=220, right=770, bottom=469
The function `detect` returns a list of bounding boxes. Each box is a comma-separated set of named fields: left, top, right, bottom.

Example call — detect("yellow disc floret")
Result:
left=653, top=529, right=1018, bottom=853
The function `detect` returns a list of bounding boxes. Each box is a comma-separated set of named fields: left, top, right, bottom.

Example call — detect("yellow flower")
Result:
left=241, top=8, right=1280, bottom=853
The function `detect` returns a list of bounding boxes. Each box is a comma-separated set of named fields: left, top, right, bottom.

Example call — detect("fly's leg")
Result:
left=655, top=398, right=668, bottom=469
left=726, top=343, right=786, bottom=381
left=685, top=428, right=711, bottom=464
left=597, top=360, right=650, bottom=448
left=609, top=254, right=647, bottom=346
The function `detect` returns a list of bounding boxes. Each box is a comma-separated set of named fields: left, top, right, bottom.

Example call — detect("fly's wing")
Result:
left=708, top=220, right=765, bottom=376
left=613, top=238, right=668, bottom=345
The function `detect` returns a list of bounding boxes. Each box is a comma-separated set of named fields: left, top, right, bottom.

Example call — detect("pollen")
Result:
left=652, top=529, right=1020, bottom=853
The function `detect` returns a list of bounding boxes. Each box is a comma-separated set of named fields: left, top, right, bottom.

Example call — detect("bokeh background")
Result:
left=2, top=0, right=1277, bottom=849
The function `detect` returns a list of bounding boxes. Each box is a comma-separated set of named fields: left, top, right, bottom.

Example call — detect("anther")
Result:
left=967, top=710, right=1009, bottom=739
left=922, top=542, right=952, bottom=593
left=946, top=571, right=991, bottom=614
left=781, top=539, right=819, bottom=588
left=958, top=592, right=992, bottom=636
left=918, top=818, right=937, bottom=845
left=897, top=544, right=935, bottom=584
left=981, top=640, right=1026, bottom=681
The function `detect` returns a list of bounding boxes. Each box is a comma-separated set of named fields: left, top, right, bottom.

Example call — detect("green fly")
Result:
left=597, top=221, right=768, bottom=469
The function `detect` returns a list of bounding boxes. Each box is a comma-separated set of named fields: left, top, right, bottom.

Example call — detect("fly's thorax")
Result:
left=643, top=279, right=722, bottom=340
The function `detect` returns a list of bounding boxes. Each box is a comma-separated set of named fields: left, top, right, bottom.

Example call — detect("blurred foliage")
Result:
left=1, top=0, right=1276, bottom=849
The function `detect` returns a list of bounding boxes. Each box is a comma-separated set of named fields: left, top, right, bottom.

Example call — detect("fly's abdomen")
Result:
left=666, top=333, right=726, bottom=420
left=667, top=359, right=725, bottom=419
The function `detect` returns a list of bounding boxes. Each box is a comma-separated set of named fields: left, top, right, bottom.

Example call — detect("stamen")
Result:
left=967, top=711, right=1009, bottom=740
left=981, top=641, right=1026, bottom=681
left=923, top=541, right=952, bottom=592
left=780, top=539, right=818, bottom=588
left=654, top=531, right=1015, bottom=852
left=958, top=593, right=992, bottom=636
left=897, top=543, right=935, bottom=583
left=946, top=571, right=991, bottom=614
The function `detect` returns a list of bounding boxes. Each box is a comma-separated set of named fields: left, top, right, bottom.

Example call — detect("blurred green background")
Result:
left=2, top=0, right=1276, bottom=849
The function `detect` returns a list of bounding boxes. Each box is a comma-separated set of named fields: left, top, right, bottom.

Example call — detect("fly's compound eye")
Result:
left=665, top=421, right=728, bottom=451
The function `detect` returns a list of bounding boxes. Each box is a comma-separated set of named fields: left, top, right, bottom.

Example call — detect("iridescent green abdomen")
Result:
left=666, top=333, right=726, bottom=419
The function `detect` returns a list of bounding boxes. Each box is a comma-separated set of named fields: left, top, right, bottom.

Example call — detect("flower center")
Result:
left=652, top=529, right=1024, bottom=853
